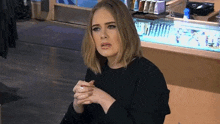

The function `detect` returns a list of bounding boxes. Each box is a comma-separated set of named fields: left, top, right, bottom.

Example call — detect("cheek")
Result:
left=114, top=32, right=121, bottom=48
left=109, top=30, right=120, bottom=41
left=92, top=33, right=100, bottom=47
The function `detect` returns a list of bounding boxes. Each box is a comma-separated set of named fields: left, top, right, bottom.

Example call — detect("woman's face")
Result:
left=92, top=8, right=121, bottom=59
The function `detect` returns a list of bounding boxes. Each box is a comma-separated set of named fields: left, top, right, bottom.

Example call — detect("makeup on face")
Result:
left=92, top=22, right=116, bottom=29
left=92, top=8, right=120, bottom=59
left=101, top=42, right=112, bottom=50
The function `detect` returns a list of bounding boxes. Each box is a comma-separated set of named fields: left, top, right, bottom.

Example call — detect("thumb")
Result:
left=89, top=80, right=95, bottom=85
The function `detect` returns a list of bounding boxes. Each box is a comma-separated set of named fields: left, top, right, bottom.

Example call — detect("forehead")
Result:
left=92, top=8, right=115, bottom=24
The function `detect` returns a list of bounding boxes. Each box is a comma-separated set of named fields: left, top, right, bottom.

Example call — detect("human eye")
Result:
left=92, top=27, right=100, bottom=32
left=108, top=25, right=116, bottom=29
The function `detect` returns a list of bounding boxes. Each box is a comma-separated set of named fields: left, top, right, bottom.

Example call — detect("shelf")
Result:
left=131, top=11, right=168, bottom=20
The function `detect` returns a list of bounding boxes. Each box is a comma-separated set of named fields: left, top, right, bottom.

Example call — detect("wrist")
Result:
left=73, top=104, right=84, bottom=114
left=99, top=96, right=116, bottom=114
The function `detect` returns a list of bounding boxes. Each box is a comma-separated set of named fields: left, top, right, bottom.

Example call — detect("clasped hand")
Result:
left=73, top=80, right=115, bottom=114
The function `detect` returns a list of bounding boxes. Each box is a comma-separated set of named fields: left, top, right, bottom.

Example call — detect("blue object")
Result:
left=184, top=8, right=190, bottom=19
left=134, top=0, right=139, bottom=11
left=77, top=0, right=98, bottom=8
left=56, top=0, right=124, bottom=8
left=57, top=0, right=75, bottom=5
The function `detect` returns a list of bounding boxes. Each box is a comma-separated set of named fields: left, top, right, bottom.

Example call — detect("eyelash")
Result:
left=92, top=27, right=100, bottom=31
left=92, top=25, right=116, bottom=32
left=108, top=25, right=116, bottom=29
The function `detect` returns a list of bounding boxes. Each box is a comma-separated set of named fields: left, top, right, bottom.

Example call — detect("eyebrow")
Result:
left=92, top=21, right=116, bottom=27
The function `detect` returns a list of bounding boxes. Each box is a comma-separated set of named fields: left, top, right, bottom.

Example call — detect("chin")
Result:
left=97, top=49, right=118, bottom=58
left=99, top=53, right=111, bottom=58
left=101, top=53, right=117, bottom=58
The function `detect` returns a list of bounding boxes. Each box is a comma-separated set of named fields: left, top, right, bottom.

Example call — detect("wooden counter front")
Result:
left=141, top=41, right=220, bottom=124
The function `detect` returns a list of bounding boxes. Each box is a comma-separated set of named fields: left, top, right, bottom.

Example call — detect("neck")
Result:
left=107, top=57, right=124, bottom=69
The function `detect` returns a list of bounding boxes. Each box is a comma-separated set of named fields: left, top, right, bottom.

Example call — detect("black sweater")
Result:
left=61, top=57, right=170, bottom=124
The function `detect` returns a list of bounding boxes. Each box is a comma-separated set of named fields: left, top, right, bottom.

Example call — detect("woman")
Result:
left=60, top=0, right=170, bottom=123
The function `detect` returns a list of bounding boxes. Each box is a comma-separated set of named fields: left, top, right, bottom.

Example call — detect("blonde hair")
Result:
left=81, top=0, right=142, bottom=74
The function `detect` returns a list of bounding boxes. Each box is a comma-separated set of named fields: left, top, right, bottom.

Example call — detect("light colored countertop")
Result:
left=141, top=41, right=220, bottom=60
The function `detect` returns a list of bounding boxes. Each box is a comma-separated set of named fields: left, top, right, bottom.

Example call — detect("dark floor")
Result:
left=0, top=20, right=87, bottom=124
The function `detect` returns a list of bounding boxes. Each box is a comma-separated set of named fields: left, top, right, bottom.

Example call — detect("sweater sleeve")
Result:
left=105, top=60, right=170, bottom=124
left=60, top=102, right=84, bottom=124
left=84, top=68, right=97, bottom=82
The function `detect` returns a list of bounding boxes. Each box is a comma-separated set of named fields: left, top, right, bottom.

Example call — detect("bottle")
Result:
left=148, top=0, right=156, bottom=14
left=134, top=0, right=139, bottom=11
left=183, top=8, right=190, bottom=20
left=143, top=0, right=151, bottom=13
left=139, top=0, right=145, bottom=12
left=131, top=0, right=136, bottom=10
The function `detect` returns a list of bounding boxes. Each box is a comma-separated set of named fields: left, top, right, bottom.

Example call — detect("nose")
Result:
left=100, top=28, right=108, bottom=39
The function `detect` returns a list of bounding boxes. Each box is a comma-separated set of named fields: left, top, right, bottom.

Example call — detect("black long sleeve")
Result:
left=61, top=57, right=170, bottom=124
left=102, top=58, right=170, bottom=124
left=60, top=102, right=83, bottom=124
left=0, top=0, right=8, bottom=58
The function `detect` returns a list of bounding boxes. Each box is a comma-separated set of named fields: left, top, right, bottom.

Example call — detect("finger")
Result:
left=80, top=81, right=95, bottom=87
left=77, top=98, right=91, bottom=105
left=73, top=85, right=84, bottom=93
left=88, top=80, right=95, bottom=86
left=74, top=92, right=93, bottom=100
left=75, top=100, right=91, bottom=106
left=74, top=92, right=84, bottom=99
left=73, top=80, right=95, bottom=93
left=73, top=80, right=82, bottom=93
left=76, top=94, right=87, bottom=100
left=73, top=80, right=88, bottom=92
left=77, top=86, right=94, bottom=93
left=82, top=101, right=91, bottom=104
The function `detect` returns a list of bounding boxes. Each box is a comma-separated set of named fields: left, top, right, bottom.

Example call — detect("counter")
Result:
left=138, top=17, right=220, bottom=124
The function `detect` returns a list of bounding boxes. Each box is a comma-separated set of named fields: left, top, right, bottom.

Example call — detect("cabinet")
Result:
left=134, top=18, right=220, bottom=53
left=136, top=18, right=220, bottom=124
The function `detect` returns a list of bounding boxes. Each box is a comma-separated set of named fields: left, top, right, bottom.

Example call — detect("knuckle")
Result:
left=73, top=86, right=76, bottom=91
left=77, top=100, right=82, bottom=105
left=77, top=80, right=82, bottom=84
left=74, top=94, right=77, bottom=98
left=89, top=92, right=93, bottom=96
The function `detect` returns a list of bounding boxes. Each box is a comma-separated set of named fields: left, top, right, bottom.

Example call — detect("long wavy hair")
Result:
left=81, top=0, right=143, bottom=74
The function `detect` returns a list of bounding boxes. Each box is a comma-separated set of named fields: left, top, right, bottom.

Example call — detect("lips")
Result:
left=101, top=43, right=112, bottom=49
